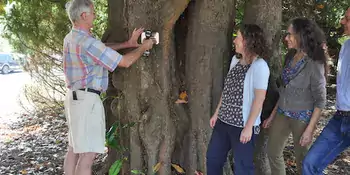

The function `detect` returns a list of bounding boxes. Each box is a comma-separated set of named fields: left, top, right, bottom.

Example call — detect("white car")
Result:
left=0, top=53, right=21, bottom=74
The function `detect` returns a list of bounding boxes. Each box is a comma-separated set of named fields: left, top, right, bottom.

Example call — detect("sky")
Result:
left=0, top=1, right=14, bottom=53
left=0, top=23, right=12, bottom=53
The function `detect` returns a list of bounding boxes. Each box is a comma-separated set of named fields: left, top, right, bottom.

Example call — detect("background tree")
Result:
left=0, top=0, right=107, bottom=113
left=1, top=0, right=349, bottom=174
left=243, top=0, right=282, bottom=174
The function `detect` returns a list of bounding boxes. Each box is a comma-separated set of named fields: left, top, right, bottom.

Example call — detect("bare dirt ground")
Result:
left=0, top=71, right=105, bottom=175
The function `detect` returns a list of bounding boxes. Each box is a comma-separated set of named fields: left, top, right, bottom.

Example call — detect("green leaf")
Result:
left=109, top=139, right=118, bottom=149
left=109, top=159, right=124, bottom=175
left=338, top=36, right=350, bottom=45
left=106, top=122, right=117, bottom=139
left=106, top=133, right=115, bottom=146
left=0, top=2, right=5, bottom=16
left=105, top=122, right=120, bottom=148
left=106, top=132, right=116, bottom=144
left=131, top=169, right=145, bottom=175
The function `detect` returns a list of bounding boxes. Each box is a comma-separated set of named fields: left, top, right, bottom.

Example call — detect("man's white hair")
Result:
left=65, top=0, right=93, bottom=23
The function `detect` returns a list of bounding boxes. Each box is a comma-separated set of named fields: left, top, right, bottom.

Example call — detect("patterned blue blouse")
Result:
left=278, top=58, right=313, bottom=123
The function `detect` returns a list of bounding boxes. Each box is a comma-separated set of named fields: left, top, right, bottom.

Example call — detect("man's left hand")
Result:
left=128, top=28, right=144, bottom=47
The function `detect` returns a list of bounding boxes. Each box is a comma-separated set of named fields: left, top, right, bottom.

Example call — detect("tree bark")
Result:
left=101, top=1, right=130, bottom=174
left=103, top=0, right=236, bottom=174
left=183, top=1, right=235, bottom=174
left=243, top=0, right=282, bottom=175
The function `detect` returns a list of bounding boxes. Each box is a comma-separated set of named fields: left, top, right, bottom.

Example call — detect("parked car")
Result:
left=0, top=53, right=21, bottom=74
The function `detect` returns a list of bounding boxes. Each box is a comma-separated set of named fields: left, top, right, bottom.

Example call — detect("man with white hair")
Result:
left=63, top=0, right=154, bottom=174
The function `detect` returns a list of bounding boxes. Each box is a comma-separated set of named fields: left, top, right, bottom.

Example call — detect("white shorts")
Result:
left=64, top=89, right=105, bottom=154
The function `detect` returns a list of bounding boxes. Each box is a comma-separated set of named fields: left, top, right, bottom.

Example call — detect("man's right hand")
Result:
left=210, top=114, right=218, bottom=128
left=141, top=39, right=155, bottom=51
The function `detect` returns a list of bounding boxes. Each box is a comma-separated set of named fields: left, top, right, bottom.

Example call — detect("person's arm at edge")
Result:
left=105, top=28, right=145, bottom=51
left=117, top=41, right=151, bottom=68
left=86, top=38, right=154, bottom=71
left=105, top=41, right=134, bottom=51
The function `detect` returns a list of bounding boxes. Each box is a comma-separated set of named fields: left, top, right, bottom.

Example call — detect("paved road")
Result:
left=0, top=70, right=33, bottom=142
left=0, top=70, right=69, bottom=174
left=0, top=71, right=32, bottom=120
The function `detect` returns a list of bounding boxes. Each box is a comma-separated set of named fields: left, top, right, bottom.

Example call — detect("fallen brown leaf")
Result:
left=179, top=91, right=188, bottom=100
left=153, top=162, right=162, bottom=173
left=171, top=163, right=185, bottom=174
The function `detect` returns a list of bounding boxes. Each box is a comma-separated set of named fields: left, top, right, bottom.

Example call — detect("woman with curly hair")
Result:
left=263, top=17, right=327, bottom=175
left=206, top=24, right=270, bottom=175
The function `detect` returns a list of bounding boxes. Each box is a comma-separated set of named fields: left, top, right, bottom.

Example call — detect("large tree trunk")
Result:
left=243, top=0, right=282, bottom=175
left=102, top=0, right=236, bottom=174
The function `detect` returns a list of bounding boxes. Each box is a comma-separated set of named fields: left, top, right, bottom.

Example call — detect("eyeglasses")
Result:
left=285, top=32, right=295, bottom=38
left=82, top=11, right=95, bottom=17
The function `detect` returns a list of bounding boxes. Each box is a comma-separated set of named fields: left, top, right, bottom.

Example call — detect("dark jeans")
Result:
left=303, top=114, right=350, bottom=175
left=206, top=119, right=256, bottom=175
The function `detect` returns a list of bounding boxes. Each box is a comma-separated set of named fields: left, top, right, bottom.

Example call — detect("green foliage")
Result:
left=106, top=120, right=138, bottom=174
left=106, top=122, right=119, bottom=149
left=0, top=1, right=9, bottom=17
left=1, top=0, right=69, bottom=113
left=235, top=0, right=245, bottom=29
left=314, top=0, right=349, bottom=58
left=1, top=0, right=107, bottom=54
left=281, top=0, right=348, bottom=60
left=0, top=0, right=108, bottom=113
left=338, top=35, right=350, bottom=45
left=105, top=121, right=135, bottom=151
left=2, top=1, right=70, bottom=55
left=92, top=0, right=108, bottom=39
left=314, top=0, right=349, bottom=29
left=109, top=158, right=126, bottom=175
left=131, top=169, right=146, bottom=175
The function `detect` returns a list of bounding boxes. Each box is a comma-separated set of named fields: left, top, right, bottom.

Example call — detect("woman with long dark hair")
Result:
left=263, top=17, right=327, bottom=175
left=206, top=24, right=270, bottom=175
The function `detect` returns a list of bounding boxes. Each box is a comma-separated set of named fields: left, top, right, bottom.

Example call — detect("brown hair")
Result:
left=239, top=24, right=270, bottom=61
